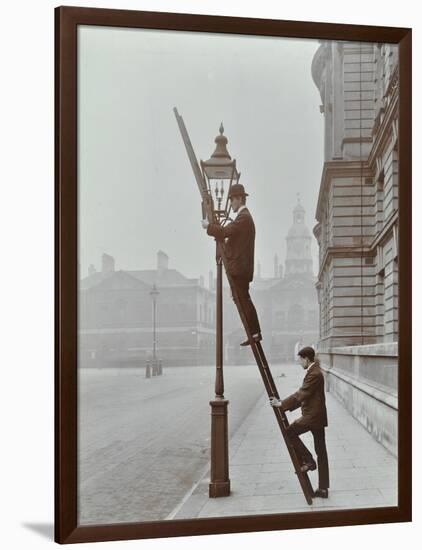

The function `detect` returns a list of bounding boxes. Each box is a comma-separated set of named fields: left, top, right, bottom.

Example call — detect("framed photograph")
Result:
left=55, top=5, right=412, bottom=544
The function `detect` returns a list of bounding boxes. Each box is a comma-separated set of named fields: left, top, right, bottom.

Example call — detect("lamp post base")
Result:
left=209, top=479, right=231, bottom=498
left=209, top=399, right=231, bottom=498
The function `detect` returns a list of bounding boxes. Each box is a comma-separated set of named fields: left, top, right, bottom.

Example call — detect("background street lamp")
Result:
left=146, top=283, right=162, bottom=378
left=200, top=123, right=240, bottom=498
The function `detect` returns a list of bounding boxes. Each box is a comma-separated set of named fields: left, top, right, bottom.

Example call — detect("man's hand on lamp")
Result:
left=269, top=396, right=282, bottom=408
left=201, top=218, right=209, bottom=229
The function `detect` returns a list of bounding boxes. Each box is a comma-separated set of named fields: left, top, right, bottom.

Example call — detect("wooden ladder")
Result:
left=174, top=107, right=314, bottom=505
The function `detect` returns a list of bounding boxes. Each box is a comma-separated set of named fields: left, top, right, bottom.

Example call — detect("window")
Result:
left=393, top=224, right=398, bottom=261
left=376, top=245, right=385, bottom=276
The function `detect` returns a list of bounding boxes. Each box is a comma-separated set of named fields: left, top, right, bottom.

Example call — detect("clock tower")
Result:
left=285, top=195, right=313, bottom=277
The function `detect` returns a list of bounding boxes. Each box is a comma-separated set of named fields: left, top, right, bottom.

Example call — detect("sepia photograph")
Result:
left=0, top=0, right=416, bottom=547
left=75, top=22, right=400, bottom=525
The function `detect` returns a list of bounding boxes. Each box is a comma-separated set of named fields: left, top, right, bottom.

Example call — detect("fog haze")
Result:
left=78, top=26, right=323, bottom=280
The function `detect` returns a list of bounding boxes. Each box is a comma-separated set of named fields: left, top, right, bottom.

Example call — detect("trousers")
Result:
left=231, top=276, right=261, bottom=336
left=286, top=421, right=329, bottom=490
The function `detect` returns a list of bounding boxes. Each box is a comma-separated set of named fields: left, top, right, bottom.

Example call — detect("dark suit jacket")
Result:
left=206, top=207, right=255, bottom=281
left=281, top=363, right=328, bottom=429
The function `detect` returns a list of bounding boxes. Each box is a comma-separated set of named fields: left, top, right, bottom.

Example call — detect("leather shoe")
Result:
left=300, top=460, right=317, bottom=472
left=240, top=333, right=262, bottom=346
left=313, top=488, right=329, bottom=498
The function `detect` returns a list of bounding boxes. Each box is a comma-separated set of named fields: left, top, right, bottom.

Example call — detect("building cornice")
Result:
left=367, top=92, right=398, bottom=169
left=315, top=209, right=398, bottom=283
left=369, top=211, right=398, bottom=250
left=316, top=245, right=373, bottom=282
left=315, top=160, right=372, bottom=221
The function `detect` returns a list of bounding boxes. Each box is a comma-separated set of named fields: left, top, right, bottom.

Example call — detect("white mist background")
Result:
left=78, top=25, right=322, bottom=281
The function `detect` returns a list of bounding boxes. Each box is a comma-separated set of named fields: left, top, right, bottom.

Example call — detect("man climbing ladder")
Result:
left=270, top=346, right=330, bottom=499
left=201, top=183, right=262, bottom=347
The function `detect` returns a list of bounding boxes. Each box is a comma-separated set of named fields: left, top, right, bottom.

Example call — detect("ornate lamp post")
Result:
left=201, top=123, right=240, bottom=498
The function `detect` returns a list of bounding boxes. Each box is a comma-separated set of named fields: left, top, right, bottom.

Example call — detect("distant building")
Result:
left=79, top=251, right=215, bottom=367
left=79, top=196, right=320, bottom=368
left=311, top=41, right=398, bottom=455
left=223, top=198, right=319, bottom=364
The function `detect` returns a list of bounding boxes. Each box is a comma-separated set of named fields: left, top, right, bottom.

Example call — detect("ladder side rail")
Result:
left=254, top=343, right=315, bottom=500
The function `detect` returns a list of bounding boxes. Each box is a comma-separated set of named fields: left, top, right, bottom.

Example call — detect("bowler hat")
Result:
left=228, top=183, right=249, bottom=198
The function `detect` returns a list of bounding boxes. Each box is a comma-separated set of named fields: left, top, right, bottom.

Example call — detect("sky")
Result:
left=77, top=25, right=324, bottom=282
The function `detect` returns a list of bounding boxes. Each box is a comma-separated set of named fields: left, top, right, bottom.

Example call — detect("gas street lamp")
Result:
left=200, top=122, right=239, bottom=498
left=201, top=122, right=241, bottom=224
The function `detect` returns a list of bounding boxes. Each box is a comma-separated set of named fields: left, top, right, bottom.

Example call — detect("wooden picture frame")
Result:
left=55, top=5, right=412, bottom=544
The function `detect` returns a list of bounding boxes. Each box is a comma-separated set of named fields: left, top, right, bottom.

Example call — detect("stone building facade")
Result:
left=311, top=41, right=399, bottom=455
left=79, top=251, right=216, bottom=367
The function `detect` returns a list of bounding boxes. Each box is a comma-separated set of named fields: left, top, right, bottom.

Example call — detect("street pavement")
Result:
left=169, top=363, right=398, bottom=519
left=78, top=364, right=267, bottom=524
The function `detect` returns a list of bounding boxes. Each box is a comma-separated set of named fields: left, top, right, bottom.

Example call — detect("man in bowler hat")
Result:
left=201, top=183, right=262, bottom=346
left=269, top=346, right=329, bottom=498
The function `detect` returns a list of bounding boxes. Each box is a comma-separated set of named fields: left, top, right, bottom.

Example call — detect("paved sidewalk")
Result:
left=169, top=363, right=397, bottom=519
